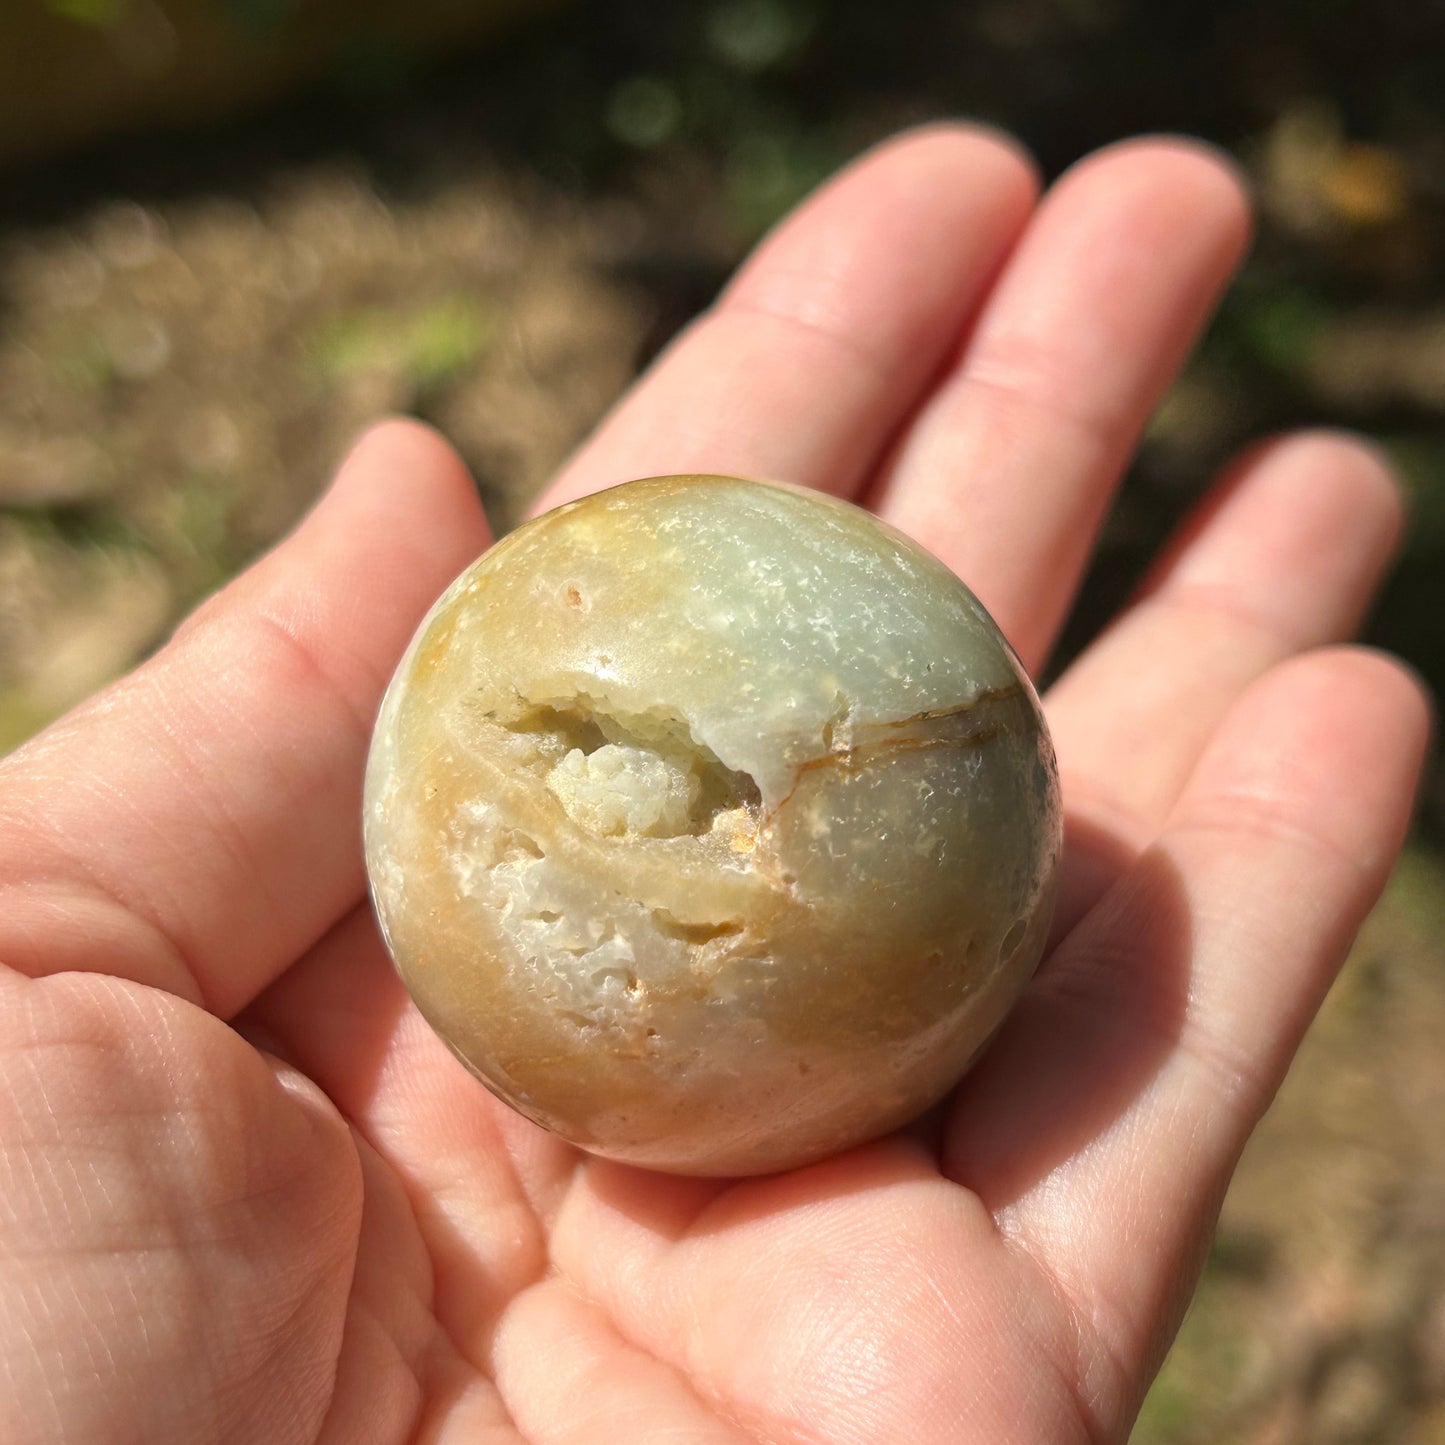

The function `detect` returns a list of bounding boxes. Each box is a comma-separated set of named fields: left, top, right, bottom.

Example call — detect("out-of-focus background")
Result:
left=1, top=3, right=1441, bottom=1438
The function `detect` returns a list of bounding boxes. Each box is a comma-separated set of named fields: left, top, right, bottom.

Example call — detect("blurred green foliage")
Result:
left=309, top=296, right=500, bottom=390
left=218, top=0, right=300, bottom=41
left=43, top=0, right=127, bottom=25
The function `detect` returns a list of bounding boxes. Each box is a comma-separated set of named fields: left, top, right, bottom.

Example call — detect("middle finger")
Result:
left=872, top=137, right=1252, bottom=673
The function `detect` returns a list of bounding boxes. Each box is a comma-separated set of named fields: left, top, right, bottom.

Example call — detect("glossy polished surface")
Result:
left=365, top=476, right=1061, bottom=1175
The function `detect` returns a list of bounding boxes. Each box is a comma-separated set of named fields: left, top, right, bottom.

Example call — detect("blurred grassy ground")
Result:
left=1, top=4, right=1442, bottom=1440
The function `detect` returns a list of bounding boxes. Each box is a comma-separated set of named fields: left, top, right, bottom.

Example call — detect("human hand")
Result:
left=0, top=127, right=1428, bottom=1444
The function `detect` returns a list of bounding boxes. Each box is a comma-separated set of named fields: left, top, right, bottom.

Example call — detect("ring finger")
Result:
left=1045, top=428, right=1403, bottom=934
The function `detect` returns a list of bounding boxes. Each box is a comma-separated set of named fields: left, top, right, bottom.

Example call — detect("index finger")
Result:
left=533, top=124, right=1038, bottom=512
left=0, top=420, right=489, bottom=1017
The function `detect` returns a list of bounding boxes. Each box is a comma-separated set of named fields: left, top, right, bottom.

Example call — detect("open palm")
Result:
left=0, top=128, right=1428, bottom=1445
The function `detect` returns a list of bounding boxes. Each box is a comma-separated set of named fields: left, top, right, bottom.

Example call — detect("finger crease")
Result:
left=242, top=608, right=378, bottom=746
left=544, top=1273, right=767, bottom=1445
left=949, top=347, right=1127, bottom=458
left=1172, top=1017, right=1277, bottom=1124
left=716, top=295, right=896, bottom=388
left=1168, top=794, right=1378, bottom=897
left=1056, top=776, right=1157, bottom=854
left=995, top=1226, right=1129, bottom=1445
left=9, top=862, right=203, bottom=1008
left=1132, top=582, right=1312, bottom=657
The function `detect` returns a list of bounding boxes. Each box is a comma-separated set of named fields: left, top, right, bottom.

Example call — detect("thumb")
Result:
left=0, top=966, right=362, bottom=1445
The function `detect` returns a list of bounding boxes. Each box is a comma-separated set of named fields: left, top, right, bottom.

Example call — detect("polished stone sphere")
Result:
left=364, top=475, right=1061, bottom=1175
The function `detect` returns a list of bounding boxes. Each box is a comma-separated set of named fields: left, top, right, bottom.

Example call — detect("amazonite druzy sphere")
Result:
left=364, top=476, right=1061, bottom=1175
